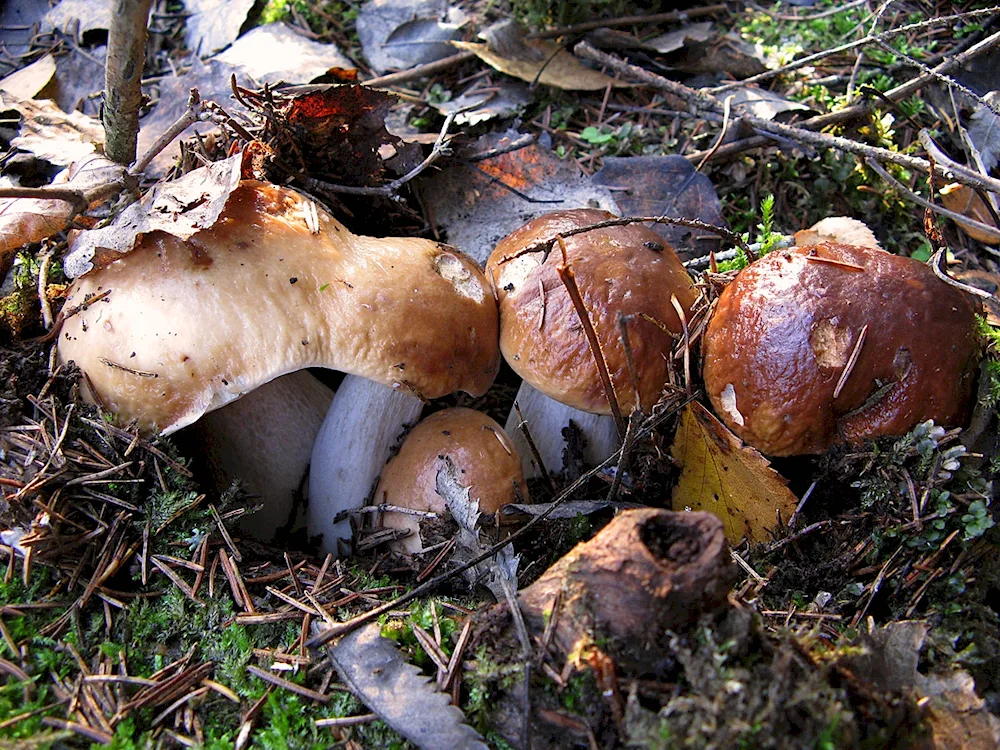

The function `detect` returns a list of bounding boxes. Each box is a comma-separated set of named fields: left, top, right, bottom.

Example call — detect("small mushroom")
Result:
left=373, top=407, right=529, bottom=554
left=486, top=209, right=697, bottom=476
left=58, top=181, right=500, bottom=547
left=702, top=242, right=980, bottom=456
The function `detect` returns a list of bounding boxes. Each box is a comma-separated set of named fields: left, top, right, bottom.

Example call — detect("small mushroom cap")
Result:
left=702, top=243, right=980, bottom=456
left=58, top=181, right=500, bottom=434
left=486, top=209, right=697, bottom=414
left=375, top=407, right=529, bottom=553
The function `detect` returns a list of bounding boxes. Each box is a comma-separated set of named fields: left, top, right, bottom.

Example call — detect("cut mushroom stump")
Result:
left=57, top=180, right=500, bottom=551
left=702, top=242, right=980, bottom=456
left=487, top=209, right=697, bottom=477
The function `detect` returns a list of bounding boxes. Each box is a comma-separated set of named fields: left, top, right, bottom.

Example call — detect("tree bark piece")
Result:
left=104, top=0, right=153, bottom=165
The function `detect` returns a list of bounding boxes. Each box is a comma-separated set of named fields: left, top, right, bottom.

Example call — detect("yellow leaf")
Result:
left=670, top=401, right=798, bottom=544
left=452, top=39, right=623, bottom=91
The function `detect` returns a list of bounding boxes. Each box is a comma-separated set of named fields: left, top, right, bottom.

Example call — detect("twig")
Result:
left=928, top=249, right=996, bottom=300
left=130, top=89, right=207, bottom=176
left=577, top=40, right=1000, bottom=198
left=555, top=236, right=626, bottom=438
left=695, top=94, right=734, bottom=172
left=864, top=158, right=1000, bottom=248
left=306, top=393, right=698, bottom=648
left=305, top=110, right=459, bottom=196
left=104, top=0, right=153, bottom=164
left=833, top=324, right=867, bottom=400
left=709, top=8, right=1000, bottom=94
left=513, top=401, right=558, bottom=496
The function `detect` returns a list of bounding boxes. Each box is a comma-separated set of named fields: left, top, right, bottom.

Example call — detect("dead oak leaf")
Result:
left=453, top=39, right=623, bottom=91
left=670, top=400, right=798, bottom=544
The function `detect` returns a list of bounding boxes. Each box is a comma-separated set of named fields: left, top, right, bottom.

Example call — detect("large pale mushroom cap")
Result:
left=58, top=181, right=500, bottom=434
left=375, top=407, right=529, bottom=553
left=702, top=243, right=980, bottom=456
left=486, top=209, right=697, bottom=414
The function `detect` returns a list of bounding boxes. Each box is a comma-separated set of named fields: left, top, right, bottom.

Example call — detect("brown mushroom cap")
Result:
left=702, top=243, right=980, bottom=456
left=58, top=181, right=499, bottom=434
left=486, top=209, right=697, bottom=414
left=375, top=407, right=529, bottom=553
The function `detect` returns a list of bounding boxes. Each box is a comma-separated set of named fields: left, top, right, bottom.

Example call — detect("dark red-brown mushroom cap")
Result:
left=702, top=243, right=980, bottom=456
left=486, top=209, right=698, bottom=414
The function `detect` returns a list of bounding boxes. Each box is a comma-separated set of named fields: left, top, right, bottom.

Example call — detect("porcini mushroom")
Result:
left=373, top=407, right=529, bottom=553
left=58, top=181, right=500, bottom=549
left=486, top=209, right=698, bottom=476
left=702, top=242, right=980, bottom=456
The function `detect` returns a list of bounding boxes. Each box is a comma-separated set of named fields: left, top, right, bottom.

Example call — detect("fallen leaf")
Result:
left=136, top=57, right=256, bottom=178
left=793, top=216, right=883, bottom=250
left=214, top=22, right=354, bottom=85
left=453, top=38, right=623, bottom=91
left=726, top=86, right=811, bottom=121
left=844, top=621, right=1000, bottom=750
left=592, top=154, right=727, bottom=259
left=63, top=153, right=243, bottom=278
left=0, top=54, right=56, bottom=99
left=657, top=33, right=766, bottom=79
left=317, top=621, right=488, bottom=750
left=431, top=81, right=532, bottom=125
left=967, top=91, right=999, bottom=175
left=182, top=0, right=255, bottom=56
left=0, top=155, right=124, bottom=262
left=644, top=22, right=713, bottom=55
left=4, top=93, right=105, bottom=166
left=939, top=183, right=1000, bottom=245
left=356, top=0, right=467, bottom=74
left=40, top=43, right=107, bottom=117
left=953, top=269, right=1000, bottom=325
left=43, top=0, right=111, bottom=36
left=670, top=400, right=798, bottom=544
left=419, top=129, right=617, bottom=264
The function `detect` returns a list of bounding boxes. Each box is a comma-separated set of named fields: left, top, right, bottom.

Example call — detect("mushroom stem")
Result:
left=192, top=371, right=333, bottom=541
left=504, top=381, right=620, bottom=479
left=308, top=376, right=423, bottom=555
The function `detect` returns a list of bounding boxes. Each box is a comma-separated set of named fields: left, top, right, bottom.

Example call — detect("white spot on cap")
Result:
left=434, top=252, right=484, bottom=303
left=720, top=383, right=744, bottom=426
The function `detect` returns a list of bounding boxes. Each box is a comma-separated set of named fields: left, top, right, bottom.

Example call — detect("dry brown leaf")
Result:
left=939, top=183, right=1000, bottom=245
left=670, top=400, right=798, bottom=544
left=452, top=39, right=623, bottom=91
left=793, top=216, right=882, bottom=249
left=0, top=54, right=56, bottom=99
left=0, top=156, right=123, bottom=262
left=63, top=153, right=243, bottom=278
left=4, top=93, right=105, bottom=166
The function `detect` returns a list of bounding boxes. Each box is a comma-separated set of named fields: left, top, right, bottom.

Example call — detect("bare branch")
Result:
left=104, top=0, right=154, bottom=165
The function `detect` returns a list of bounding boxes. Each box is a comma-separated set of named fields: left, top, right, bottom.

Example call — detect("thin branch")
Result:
left=130, top=89, right=207, bottom=176
left=708, top=8, right=1000, bottom=94
left=576, top=40, right=1000, bottom=198
left=864, top=158, right=1000, bottom=249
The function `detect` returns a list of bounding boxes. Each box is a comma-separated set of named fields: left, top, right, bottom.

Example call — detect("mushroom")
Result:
left=701, top=242, right=980, bottom=456
left=58, top=181, right=500, bottom=549
left=373, top=407, right=529, bottom=553
left=485, top=209, right=698, bottom=477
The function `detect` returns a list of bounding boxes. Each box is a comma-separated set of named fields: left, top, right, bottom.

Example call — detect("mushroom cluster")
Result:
left=486, top=209, right=697, bottom=476
left=702, top=242, right=980, bottom=456
left=58, top=181, right=500, bottom=550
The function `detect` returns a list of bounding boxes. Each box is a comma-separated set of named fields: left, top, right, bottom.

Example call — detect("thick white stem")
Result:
left=308, top=377, right=424, bottom=555
left=193, top=371, right=334, bottom=541
left=504, top=381, right=620, bottom=479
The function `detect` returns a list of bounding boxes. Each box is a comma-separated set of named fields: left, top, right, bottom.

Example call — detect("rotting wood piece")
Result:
left=474, top=508, right=737, bottom=675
